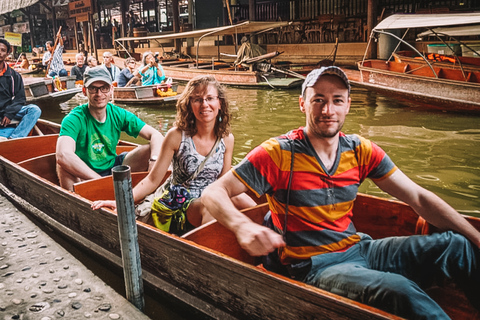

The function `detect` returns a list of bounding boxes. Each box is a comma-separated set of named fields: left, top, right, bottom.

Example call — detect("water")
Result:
left=42, top=84, right=480, bottom=318
left=54, top=85, right=480, bottom=216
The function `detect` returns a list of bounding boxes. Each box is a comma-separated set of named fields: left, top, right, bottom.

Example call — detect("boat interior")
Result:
left=0, top=122, right=479, bottom=319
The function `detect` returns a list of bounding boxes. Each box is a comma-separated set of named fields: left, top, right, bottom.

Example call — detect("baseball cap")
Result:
left=83, top=66, right=112, bottom=88
left=301, top=66, right=351, bottom=96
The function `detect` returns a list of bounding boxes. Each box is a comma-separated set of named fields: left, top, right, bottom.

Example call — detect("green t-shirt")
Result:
left=59, top=102, right=145, bottom=172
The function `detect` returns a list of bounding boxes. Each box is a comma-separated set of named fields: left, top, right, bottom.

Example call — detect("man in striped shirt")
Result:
left=202, top=67, right=480, bottom=319
left=42, top=29, right=67, bottom=78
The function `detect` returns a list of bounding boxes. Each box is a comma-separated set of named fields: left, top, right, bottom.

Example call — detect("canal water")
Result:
left=36, top=84, right=479, bottom=319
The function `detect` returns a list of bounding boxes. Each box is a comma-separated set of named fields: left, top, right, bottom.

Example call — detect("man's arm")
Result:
left=375, top=170, right=480, bottom=248
left=137, top=124, right=164, bottom=170
left=202, top=171, right=285, bottom=256
left=56, top=135, right=102, bottom=181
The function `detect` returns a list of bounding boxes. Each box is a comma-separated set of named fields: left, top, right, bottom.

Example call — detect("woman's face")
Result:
left=145, top=54, right=155, bottom=65
left=190, top=84, right=221, bottom=125
left=89, top=58, right=97, bottom=67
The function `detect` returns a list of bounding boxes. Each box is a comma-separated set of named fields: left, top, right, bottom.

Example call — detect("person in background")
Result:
left=92, top=75, right=256, bottom=233
left=117, top=57, right=141, bottom=87
left=42, top=29, right=68, bottom=78
left=201, top=66, right=480, bottom=319
left=0, top=39, right=41, bottom=140
left=86, top=56, right=98, bottom=70
left=70, top=53, right=87, bottom=82
left=138, top=51, right=165, bottom=86
left=56, top=66, right=164, bottom=191
left=101, top=51, right=120, bottom=85
left=15, top=53, right=30, bottom=70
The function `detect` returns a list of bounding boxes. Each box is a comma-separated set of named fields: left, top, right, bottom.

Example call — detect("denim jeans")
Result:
left=48, top=69, right=68, bottom=77
left=304, top=231, right=479, bottom=320
left=0, top=104, right=41, bottom=139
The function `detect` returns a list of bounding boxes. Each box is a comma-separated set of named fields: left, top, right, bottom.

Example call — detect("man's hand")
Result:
left=1, top=116, right=11, bottom=127
left=236, top=222, right=285, bottom=256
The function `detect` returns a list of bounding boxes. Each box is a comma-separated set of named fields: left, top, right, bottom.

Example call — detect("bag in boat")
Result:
left=151, top=184, right=192, bottom=233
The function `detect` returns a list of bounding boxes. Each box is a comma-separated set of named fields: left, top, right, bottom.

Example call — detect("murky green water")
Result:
left=52, top=85, right=480, bottom=216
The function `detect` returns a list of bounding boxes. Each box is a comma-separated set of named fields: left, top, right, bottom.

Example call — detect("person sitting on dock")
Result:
left=92, top=75, right=256, bottom=234
left=137, top=51, right=165, bottom=86
left=0, top=39, right=41, bottom=140
left=117, top=57, right=141, bottom=87
left=56, top=66, right=164, bottom=191
left=201, top=66, right=480, bottom=319
left=101, top=51, right=120, bottom=85
left=42, top=29, right=68, bottom=78
left=70, top=53, right=87, bottom=82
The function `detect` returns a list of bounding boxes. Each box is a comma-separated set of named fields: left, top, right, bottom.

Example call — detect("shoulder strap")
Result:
left=185, top=136, right=222, bottom=183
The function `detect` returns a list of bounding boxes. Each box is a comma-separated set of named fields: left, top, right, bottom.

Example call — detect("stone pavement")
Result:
left=0, top=193, right=151, bottom=320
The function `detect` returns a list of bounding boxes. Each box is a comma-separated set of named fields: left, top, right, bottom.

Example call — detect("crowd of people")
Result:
left=2, top=33, right=479, bottom=318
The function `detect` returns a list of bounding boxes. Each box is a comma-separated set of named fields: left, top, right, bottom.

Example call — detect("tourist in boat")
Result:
left=14, top=53, right=30, bottom=70
left=0, top=39, right=41, bottom=141
left=137, top=51, right=165, bottom=86
left=42, top=29, right=68, bottom=78
left=70, top=53, right=87, bottom=82
left=56, top=66, right=164, bottom=191
left=86, top=56, right=98, bottom=69
left=117, top=57, right=141, bottom=87
left=92, top=75, right=256, bottom=233
left=201, top=66, right=480, bottom=319
left=101, top=51, right=120, bottom=84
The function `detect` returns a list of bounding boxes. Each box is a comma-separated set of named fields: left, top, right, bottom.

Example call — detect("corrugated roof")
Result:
left=0, top=0, right=40, bottom=15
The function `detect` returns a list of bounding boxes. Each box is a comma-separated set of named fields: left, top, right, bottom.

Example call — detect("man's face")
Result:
left=46, top=43, right=52, bottom=52
left=76, top=56, right=84, bottom=67
left=0, top=43, right=8, bottom=63
left=103, top=54, right=113, bottom=66
left=299, top=75, right=351, bottom=139
left=83, top=80, right=112, bottom=109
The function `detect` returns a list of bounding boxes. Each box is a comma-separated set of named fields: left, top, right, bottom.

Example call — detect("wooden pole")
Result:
left=112, top=165, right=145, bottom=311
left=45, top=26, right=62, bottom=77
left=367, top=0, right=377, bottom=59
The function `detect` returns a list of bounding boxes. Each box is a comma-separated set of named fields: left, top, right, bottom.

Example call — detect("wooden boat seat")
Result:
left=18, top=153, right=59, bottom=185
left=0, top=134, right=58, bottom=163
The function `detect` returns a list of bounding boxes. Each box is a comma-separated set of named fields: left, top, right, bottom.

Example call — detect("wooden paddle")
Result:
left=45, top=26, right=62, bottom=78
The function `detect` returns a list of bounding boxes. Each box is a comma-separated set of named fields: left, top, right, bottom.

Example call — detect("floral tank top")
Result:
left=169, top=131, right=225, bottom=198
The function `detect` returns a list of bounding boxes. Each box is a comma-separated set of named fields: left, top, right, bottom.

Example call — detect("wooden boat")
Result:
left=115, top=21, right=304, bottom=89
left=113, top=82, right=180, bottom=106
left=0, top=120, right=479, bottom=319
left=23, top=76, right=81, bottom=105
left=357, top=13, right=480, bottom=113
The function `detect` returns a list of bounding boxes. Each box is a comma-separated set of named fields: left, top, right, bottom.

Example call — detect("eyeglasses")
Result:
left=87, top=85, right=111, bottom=94
left=191, top=96, right=219, bottom=105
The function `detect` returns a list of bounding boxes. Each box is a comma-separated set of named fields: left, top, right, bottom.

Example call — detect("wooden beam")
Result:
left=38, top=0, right=52, bottom=13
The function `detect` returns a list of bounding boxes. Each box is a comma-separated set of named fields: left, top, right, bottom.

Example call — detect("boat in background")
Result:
left=113, top=82, right=180, bottom=106
left=0, top=119, right=478, bottom=319
left=115, top=21, right=305, bottom=89
left=357, top=13, right=480, bottom=113
left=23, top=76, right=81, bottom=106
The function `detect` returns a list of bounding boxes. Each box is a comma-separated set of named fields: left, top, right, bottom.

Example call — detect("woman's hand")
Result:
left=91, top=200, right=117, bottom=210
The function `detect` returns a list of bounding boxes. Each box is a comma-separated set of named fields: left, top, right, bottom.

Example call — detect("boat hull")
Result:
left=356, top=60, right=480, bottom=113
left=24, top=76, right=81, bottom=105
left=113, top=83, right=180, bottom=106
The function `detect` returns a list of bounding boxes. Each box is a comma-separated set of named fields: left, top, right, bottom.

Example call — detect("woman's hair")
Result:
left=141, top=51, right=153, bottom=66
left=124, top=57, right=136, bottom=67
left=175, top=75, right=230, bottom=138
left=21, top=53, right=27, bottom=58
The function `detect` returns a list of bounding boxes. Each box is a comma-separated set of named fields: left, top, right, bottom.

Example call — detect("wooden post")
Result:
left=112, top=165, right=145, bottom=311
left=172, top=0, right=181, bottom=53
left=89, top=14, right=98, bottom=61
left=249, top=0, right=256, bottom=21
left=367, top=0, right=377, bottom=59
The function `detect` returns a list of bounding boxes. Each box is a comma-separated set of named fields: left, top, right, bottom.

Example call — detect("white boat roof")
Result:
left=417, top=24, right=480, bottom=37
left=373, top=13, right=480, bottom=31
left=116, top=21, right=290, bottom=42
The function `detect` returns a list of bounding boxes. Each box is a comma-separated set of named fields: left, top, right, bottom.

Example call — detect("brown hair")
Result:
left=124, top=57, right=136, bottom=67
left=174, top=75, right=230, bottom=138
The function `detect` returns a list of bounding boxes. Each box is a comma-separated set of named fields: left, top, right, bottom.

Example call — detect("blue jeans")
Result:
left=48, top=69, right=68, bottom=77
left=304, top=232, right=479, bottom=320
left=0, top=104, right=42, bottom=139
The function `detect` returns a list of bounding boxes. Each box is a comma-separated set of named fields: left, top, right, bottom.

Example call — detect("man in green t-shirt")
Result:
left=56, top=66, right=164, bottom=191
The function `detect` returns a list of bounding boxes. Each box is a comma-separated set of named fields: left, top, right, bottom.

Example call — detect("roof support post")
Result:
left=367, top=0, right=377, bottom=59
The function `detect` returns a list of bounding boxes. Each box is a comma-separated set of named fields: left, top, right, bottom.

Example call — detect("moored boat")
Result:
left=23, top=76, right=81, bottom=105
left=113, top=82, right=180, bottom=106
left=357, top=13, right=480, bottom=113
left=0, top=119, right=479, bottom=319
